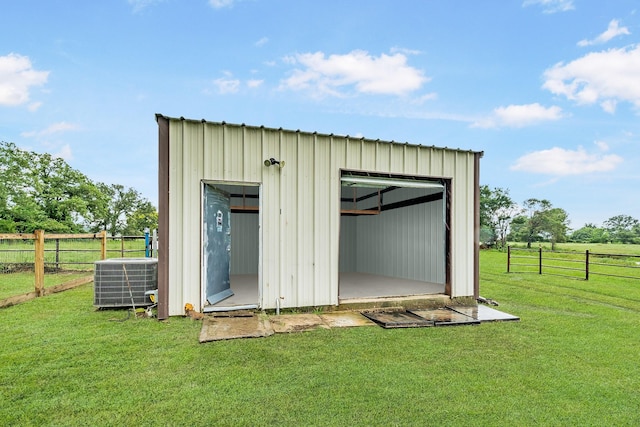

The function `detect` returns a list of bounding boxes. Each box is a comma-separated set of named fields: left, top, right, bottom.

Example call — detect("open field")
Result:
left=1, top=250, right=639, bottom=426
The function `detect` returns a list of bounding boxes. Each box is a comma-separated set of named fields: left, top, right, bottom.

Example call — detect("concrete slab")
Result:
left=199, top=315, right=274, bottom=343
left=269, top=313, right=330, bottom=333
left=198, top=305, right=519, bottom=342
left=319, top=311, right=376, bottom=328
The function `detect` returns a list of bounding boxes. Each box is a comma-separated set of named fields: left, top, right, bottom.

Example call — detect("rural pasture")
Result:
left=1, top=248, right=639, bottom=426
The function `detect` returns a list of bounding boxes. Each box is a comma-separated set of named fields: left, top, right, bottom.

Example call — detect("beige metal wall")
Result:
left=161, top=116, right=480, bottom=316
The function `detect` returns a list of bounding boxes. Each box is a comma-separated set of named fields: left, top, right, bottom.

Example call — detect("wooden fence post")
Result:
left=55, top=238, right=60, bottom=271
left=507, top=246, right=511, bottom=273
left=34, top=229, right=45, bottom=296
left=100, top=230, right=107, bottom=260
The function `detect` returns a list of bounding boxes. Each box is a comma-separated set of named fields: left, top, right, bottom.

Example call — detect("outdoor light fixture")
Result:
left=264, top=158, right=285, bottom=168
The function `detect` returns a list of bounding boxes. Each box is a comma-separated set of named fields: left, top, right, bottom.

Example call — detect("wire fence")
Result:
left=0, top=232, right=153, bottom=273
left=507, top=246, right=640, bottom=281
left=0, top=230, right=155, bottom=307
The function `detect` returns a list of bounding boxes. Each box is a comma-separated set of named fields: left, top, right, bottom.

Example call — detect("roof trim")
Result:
left=155, top=113, right=484, bottom=157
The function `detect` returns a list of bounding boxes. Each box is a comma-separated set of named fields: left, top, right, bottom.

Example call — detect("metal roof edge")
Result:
left=155, top=113, right=484, bottom=156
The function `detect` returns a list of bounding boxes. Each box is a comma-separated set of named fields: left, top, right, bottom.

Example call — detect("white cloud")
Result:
left=28, top=101, right=43, bottom=112
left=578, top=19, right=630, bottom=47
left=213, top=76, right=240, bottom=94
left=390, top=46, right=422, bottom=55
left=21, top=121, right=79, bottom=138
left=54, top=144, right=73, bottom=161
left=542, top=44, right=640, bottom=112
left=522, top=0, right=574, bottom=14
left=209, top=71, right=262, bottom=94
left=255, top=37, right=269, bottom=47
left=511, top=144, right=623, bottom=176
left=209, top=0, right=236, bottom=9
left=280, top=50, right=429, bottom=97
left=128, top=0, right=164, bottom=13
left=472, top=103, right=564, bottom=128
left=0, top=53, right=49, bottom=107
left=411, top=92, right=438, bottom=105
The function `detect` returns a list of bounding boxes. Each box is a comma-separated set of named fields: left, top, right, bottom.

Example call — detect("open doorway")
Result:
left=338, top=171, right=449, bottom=302
left=202, top=182, right=260, bottom=312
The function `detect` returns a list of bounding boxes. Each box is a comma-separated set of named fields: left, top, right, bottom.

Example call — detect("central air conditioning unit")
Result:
left=94, top=258, right=158, bottom=308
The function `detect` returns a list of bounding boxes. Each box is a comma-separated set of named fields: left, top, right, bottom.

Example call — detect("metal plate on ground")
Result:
left=448, top=305, right=520, bottom=322
left=408, top=308, right=480, bottom=326
left=361, top=311, right=434, bottom=328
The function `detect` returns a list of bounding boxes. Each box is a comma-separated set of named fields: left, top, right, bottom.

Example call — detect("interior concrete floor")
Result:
left=206, top=272, right=445, bottom=310
left=338, top=272, right=444, bottom=299
left=208, top=274, right=259, bottom=309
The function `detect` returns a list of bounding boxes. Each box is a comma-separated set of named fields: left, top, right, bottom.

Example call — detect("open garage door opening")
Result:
left=338, top=171, right=450, bottom=302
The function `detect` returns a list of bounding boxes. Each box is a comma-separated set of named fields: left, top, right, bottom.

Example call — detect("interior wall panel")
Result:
left=354, top=199, right=444, bottom=283
left=230, top=213, right=259, bottom=274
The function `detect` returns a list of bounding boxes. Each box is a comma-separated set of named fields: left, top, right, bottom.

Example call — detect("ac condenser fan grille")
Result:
left=94, top=258, right=158, bottom=308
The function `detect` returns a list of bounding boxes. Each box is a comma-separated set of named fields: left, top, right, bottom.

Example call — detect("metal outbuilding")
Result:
left=156, top=114, right=482, bottom=319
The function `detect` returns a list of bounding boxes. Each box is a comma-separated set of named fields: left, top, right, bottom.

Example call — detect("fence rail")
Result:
left=507, top=246, right=640, bottom=281
left=0, top=230, right=155, bottom=306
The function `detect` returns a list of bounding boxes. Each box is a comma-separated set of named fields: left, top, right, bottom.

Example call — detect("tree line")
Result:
left=0, top=142, right=157, bottom=236
left=3, top=142, right=636, bottom=244
left=481, top=185, right=640, bottom=249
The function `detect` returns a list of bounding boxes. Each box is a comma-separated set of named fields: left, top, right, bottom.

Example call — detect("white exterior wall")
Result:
left=162, top=116, right=479, bottom=316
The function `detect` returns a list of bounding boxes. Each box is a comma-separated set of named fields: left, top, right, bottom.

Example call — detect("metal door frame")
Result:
left=200, top=180, right=262, bottom=311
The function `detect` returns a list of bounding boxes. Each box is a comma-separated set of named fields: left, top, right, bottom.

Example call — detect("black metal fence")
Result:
left=507, top=246, right=640, bottom=281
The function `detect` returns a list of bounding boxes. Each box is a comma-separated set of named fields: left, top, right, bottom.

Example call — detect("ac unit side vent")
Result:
left=94, top=258, right=158, bottom=308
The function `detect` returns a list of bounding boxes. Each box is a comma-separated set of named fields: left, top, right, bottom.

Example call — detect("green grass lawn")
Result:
left=0, top=271, right=92, bottom=300
left=1, top=250, right=639, bottom=426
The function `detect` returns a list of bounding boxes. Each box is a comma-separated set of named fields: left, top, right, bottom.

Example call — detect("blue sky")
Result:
left=2, top=0, right=639, bottom=229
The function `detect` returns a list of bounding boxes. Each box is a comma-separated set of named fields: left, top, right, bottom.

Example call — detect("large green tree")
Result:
left=479, top=185, right=520, bottom=248
left=0, top=142, right=98, bottom=232
left=509, top=199, right=570, bottom=249
left=122, top=200, right=158, bottom=236
left=539, top=207, right=570, bottom=250
left=519, top=199, right=552, bottom=248
left=570, top=223, right=609, bottom=243
left=86, top=183, right=157, bottom=236
left=603, top=215, right=639, bottom=244
left=0, top=141, right=157, bottom=234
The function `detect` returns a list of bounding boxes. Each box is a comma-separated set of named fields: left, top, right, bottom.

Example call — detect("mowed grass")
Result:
left=0, top=237, right=147, bottom=300
left=1, top=251, right=639, bottom=426
left=0, top=271, right=92, bottom=300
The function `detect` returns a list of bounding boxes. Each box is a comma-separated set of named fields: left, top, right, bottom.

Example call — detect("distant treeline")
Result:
left=0, top=141, right=157, bottom=235
left=481, top=185, right=639, bottom=249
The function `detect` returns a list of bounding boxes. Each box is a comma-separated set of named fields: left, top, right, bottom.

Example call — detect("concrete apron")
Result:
left=199, top=311, right=376, bottom=343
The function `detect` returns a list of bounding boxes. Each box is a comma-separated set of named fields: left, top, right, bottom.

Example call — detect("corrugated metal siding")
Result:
left=354, top=198, right=444, bottom=283
left=450, top=152, right=476, bottom=297
left=230, top=213, right=258, bottom=274
left=164, top=117, right=479, bottom=315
